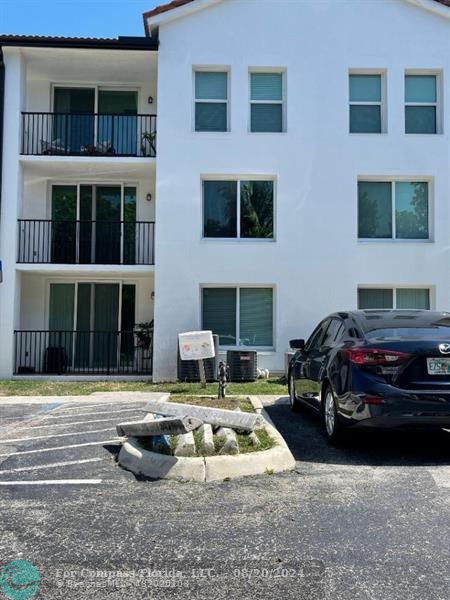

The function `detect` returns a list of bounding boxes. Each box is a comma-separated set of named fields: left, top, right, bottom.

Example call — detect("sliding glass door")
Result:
left=51, top=185, right=137, bottom=264
left=98, top=91, right=138, bottom=155
left=48, top=283, right=75, bottom=367
left=51, top=186, right=77, bottom=263
left=53, top=88, right=95, bottom=152
left=95, top=187, right=122, bottom=264
left=49, top=282, right=136, bottom=371
left=53, top=88, right=137, bottom=154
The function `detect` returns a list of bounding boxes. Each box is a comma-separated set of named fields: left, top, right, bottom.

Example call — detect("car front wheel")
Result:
left=289, top=372, right=301, bottom=413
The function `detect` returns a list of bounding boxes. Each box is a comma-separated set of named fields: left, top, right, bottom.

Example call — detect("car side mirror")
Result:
left=289, top=338, right=305, bottom=350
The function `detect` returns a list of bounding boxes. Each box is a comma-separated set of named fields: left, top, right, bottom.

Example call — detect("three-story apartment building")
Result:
left=0, top=0, right=449, bottom=381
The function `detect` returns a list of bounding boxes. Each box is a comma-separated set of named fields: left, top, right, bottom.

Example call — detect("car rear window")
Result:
left=366, top=326, right=450, bottom=339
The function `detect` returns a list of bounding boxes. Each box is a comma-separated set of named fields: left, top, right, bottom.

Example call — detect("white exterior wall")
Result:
left=152, top=0, right=450, bottom=381
left=0, top=49, right=25, bottom=377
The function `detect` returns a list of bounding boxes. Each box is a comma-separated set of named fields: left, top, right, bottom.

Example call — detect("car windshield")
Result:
left=366, top=326, right=450, bottom=340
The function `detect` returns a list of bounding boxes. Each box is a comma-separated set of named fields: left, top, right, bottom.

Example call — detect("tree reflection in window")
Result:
left=395, top=182, right=428, bottom=239
left=203, top=180, right=237, bottom=237
left=358, top=181, right=428, bottom=240
left=240, top=181, right=274, bottom=238
left=358, top=181, right=392, bottom=238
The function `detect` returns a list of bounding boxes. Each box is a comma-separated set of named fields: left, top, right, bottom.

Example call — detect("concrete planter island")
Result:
left=118, top=396, right=296, bottom=482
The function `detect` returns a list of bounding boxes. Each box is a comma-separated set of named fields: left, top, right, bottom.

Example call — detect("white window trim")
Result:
left=201, top=175, right=276, bottom=241
left=404, top=70, right=442, bottom=134
left=248, top=68, right=286, bottom=133
left=357, top=177, right=432, bottom=242
left=349, top=70, right=387, bottom=134
left=193, top=67, right=230, bottom=133
left=200, top=284, right=276, bottom=351
left=357, top=285, right=433, bottom=310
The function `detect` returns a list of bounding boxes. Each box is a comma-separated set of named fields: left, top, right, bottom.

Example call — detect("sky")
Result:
left=1, top=0, right=162, bottom=38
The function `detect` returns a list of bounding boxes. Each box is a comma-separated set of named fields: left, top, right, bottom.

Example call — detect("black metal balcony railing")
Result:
left=14, top=330, right=153, bottom=375
left=21, top=112, right=157, bottom=157
left=17, top=220, right=155, bottom=265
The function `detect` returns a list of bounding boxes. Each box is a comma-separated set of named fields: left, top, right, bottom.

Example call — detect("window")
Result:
left=305, top=320, right=329, bottom=352
left=203, top=179, right=274, bottom=239
left=358, top=288, right=430, bottom=310
left=405, top=74, right=438, bottom=134
left=358, top=180, right=429, bottom=240
left=322, top=319, right=345, bottom=347
left=194, top=71, right=228, bottom=132
left=250, top=72, right=284, bottom=132
left=202, top=287, right=273, bottom=347
left=349, top=73, right=383, bottom=133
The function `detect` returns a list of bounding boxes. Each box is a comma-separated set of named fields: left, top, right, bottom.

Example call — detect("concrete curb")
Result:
left=118, top=395, right=296, bottom=482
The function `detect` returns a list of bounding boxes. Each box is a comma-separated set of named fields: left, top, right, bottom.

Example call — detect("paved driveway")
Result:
left=0, top=394, right=448, bottom=600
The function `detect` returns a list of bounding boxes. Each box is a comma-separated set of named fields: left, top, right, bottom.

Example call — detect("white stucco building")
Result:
left=0, top=0, right=449, bottom=380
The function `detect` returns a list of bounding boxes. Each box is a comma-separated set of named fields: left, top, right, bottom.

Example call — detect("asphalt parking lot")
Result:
left=0, top=395, right=449, bottom=600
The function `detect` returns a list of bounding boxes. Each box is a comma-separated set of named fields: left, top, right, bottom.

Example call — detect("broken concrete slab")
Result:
left=247, top=431, right=261, bottom=448
left=198, top=423, right=215, bottom=456
left=116, top=415, right=202, bottom=438
left=216, top=427, right=239, bottom=455
left=144, top=400, right=262, bottom=432
left=174, top=431, right=196, bottom=457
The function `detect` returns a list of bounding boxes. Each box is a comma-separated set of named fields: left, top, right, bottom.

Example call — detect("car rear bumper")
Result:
left=352, top=414, right=450, bottom=429
left=339, top=390, right=450, bottom=430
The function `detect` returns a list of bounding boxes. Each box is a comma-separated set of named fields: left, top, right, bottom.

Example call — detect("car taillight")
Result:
left=345, top=348, right=410, bottom=366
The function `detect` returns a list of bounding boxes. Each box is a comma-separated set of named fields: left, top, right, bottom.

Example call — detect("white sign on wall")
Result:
left=178, top=330, right=215, bottom=361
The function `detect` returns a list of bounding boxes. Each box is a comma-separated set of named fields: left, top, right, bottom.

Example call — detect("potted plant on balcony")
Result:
left=134, top=321, right=154, bottom=350
left=140, top=131, right=157, bottom=157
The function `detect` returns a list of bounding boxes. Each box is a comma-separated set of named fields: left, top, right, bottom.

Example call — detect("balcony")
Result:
left=21, top=113, right=157, bottom=157
left=17, top=219, right=155, bottom=265
left=14, top=330, right=153, bottom=375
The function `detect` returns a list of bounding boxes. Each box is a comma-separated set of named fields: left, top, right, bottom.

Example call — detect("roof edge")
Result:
left=144, top=0, right=222, bottom=36
left=143, top=0, right=449, bottom=36
left=405, top=0, right=450, bottom=17
left=0, top=35, right=158, bottom=51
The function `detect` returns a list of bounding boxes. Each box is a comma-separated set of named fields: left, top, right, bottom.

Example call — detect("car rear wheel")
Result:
left=289, top=372, right=301, bottom=413
left=323, top=387, right=344, bottom=444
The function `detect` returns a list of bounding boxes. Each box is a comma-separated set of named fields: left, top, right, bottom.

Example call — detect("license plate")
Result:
left=427, top=358, right=450, bottom=375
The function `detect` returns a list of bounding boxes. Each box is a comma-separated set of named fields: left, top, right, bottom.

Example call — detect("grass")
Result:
left=168, top=395, right=255, bottom=413
left=137, top=426, right=276, bottom=458
left=237, top=429, right=276, bottom=454
left=213, top=435, right=227, bottom=454
left=0, top=378, right=287, bottom=397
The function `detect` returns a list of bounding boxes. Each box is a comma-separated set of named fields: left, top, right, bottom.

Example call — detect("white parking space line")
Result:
left=0, top=479, right=103, bottom=485
left=42, top=407, right=145, bottom=420
left=0, top=439, right=122, bottom=457
left=2, top=427, right=117, bottom=444
left=13, top=417, right=141, bottom=431
left=0, top=458, right=103, bottom=474
left=50, top=402, right=146, bottom=412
